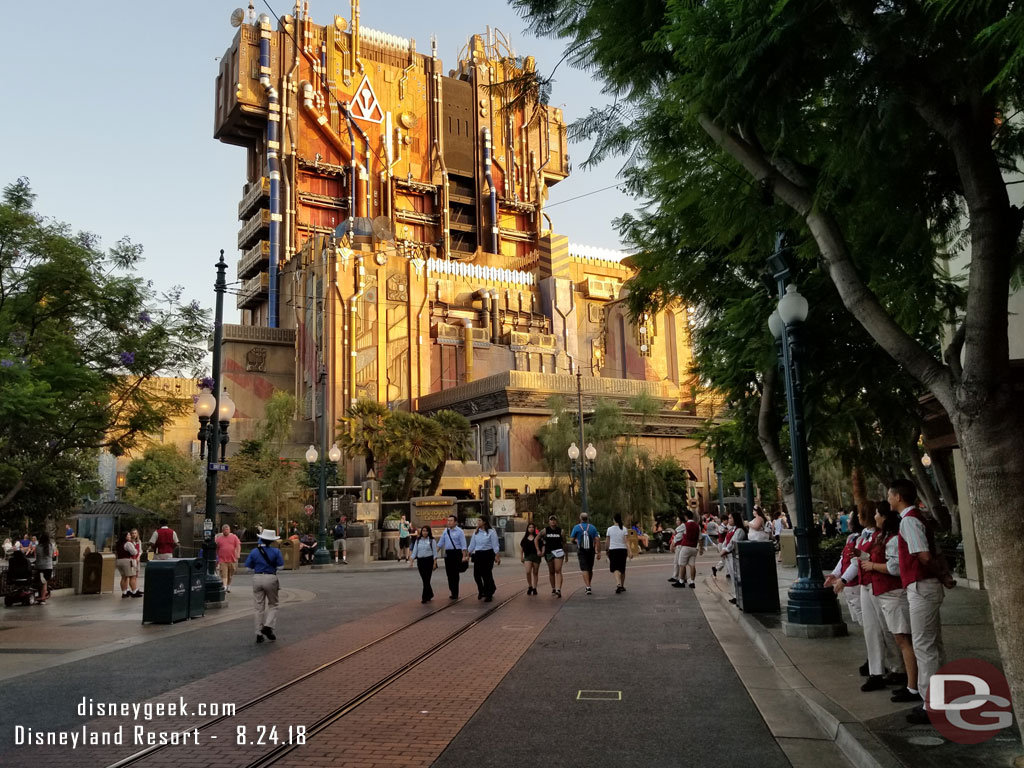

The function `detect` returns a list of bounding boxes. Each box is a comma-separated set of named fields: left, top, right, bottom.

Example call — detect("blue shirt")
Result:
left=410, top=538, right=438, bottom=559
left=570, top=523, right=599, bottom=551
left=437, top=526, right=467, bottom=553
left=245, top=545, right=284, bottom=574
left=468, top=528, right=499, bottom=554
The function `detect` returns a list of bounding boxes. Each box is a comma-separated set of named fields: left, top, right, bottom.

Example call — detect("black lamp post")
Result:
left=767, top=239, right=843, bottom=633
left=567, top=370, right=597, bottom=517
left=304, top=368, right=342, bottom=566
left=195, top=250, right=234, bottom=604
left=716, top=469, right=725, bottom=516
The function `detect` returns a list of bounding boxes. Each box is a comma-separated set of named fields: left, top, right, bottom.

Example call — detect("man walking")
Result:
left=215, top=524, right=241, bottom=593
left=333, top=516, right=348, bottom=564
left=570, top=512, right=601, bottom=595
left=148, top=520, right=179, bottom=560
left=671, top=510, right=700, bottom=588
left=436, top=514, right=467, bottom=599
left=244, top=529, right=284, bottom=644
left=888, top=479, right=955, bottom=724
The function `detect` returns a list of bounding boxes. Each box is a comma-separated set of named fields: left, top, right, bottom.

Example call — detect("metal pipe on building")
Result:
left=482, top=128, right=499, bottom=255
left=464, top=319, right=474, bottom=383
left=259, top=15, right=282, bottom=328
left=490, top=289, right=500, bottom=344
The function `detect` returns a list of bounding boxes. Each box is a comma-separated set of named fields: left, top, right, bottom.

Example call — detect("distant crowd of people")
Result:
left=2, top=532, right=57, bottom=604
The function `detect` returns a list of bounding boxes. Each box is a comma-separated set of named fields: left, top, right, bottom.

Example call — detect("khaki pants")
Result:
left=908, top=578, right=945, bottom=702
left=218, top=561, right=236, bottom=586
left=252, top=573, right=280, bottom=632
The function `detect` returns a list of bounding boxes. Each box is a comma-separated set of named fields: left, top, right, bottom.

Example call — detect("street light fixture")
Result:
left=329, top=443, right=342, bottom=463
left=767, top=239, right=843, bottom=635
left=195, top=250, right=232, bottom=605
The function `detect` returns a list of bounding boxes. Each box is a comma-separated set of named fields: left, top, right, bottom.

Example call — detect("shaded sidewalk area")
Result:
left=698, top=559, right=1022, bottom=768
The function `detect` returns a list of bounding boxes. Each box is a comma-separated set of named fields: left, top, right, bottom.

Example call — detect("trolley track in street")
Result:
left=103, top=589, right=524, bottom=768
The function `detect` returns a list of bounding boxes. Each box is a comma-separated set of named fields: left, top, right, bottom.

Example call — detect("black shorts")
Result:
left=399, top=537, right=410, bottom=547
left=577, top=549, right=596, bottom=573
left=607, top=549, right=627, bottom=573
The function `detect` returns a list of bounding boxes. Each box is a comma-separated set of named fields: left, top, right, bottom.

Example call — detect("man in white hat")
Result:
left=243, top=529, right=284, bottom=644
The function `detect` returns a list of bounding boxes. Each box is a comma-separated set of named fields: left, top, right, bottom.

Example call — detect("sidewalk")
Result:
left=696, top=558, right=1022, bottom=768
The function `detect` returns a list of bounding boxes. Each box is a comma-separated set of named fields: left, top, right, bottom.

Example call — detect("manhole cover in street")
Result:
left=907, top=736, right=945, bottom=746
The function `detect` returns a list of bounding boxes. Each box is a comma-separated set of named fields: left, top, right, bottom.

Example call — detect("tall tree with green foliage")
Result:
left=425, top=410, right=473, bottom=496
left=386, top=412, right=444, bottom=501
left=336, top=399, right=390, bottom=475
left=515, top=0, right=1024, bottom=733
left=0, top=179, right=208, bottom=530
left=123, top=444, right=203, bottom=518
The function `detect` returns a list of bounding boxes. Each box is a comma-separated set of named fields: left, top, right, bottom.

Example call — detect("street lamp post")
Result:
left=716, top=469, right=725, bottom=516
left=767, top=240, right=843, bottom=634
left=195, top=250, right=235, bottom=605
left=304, top=374, right=341, bottom=565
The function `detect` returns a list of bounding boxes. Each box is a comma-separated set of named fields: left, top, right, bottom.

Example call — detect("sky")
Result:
left=0, top=0, right=634, bottom=322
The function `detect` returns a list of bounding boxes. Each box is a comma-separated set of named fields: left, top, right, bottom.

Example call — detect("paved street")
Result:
left=0, top=553, right=1015, bottom=768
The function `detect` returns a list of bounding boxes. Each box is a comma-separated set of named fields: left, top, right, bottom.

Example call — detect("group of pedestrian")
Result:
left=409, top=511, right=635, bottom=604
left=114, top=529, right=144, bottom=598
left=823, top=479, right=955, bottom=724
left=3, top=531, right=58, bottom=604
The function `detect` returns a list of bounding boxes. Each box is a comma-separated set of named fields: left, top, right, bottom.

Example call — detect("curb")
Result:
left=703, top=579, right=904, bottom=768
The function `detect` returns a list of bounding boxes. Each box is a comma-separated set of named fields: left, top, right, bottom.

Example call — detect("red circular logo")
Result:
left=928, top=658, right=1013, bottom=744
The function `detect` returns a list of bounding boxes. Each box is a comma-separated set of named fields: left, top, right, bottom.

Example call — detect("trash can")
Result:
left=778, top=529, right=796, bottom=567
left=277, top=540, right=300, bottom=570
left=141, top=559, right=190, bottom=624
left=736, top=541, right=780, bottom=613
left=81, top=552, right=116, bottom=594
left=187, top=558, right=206, bottom=619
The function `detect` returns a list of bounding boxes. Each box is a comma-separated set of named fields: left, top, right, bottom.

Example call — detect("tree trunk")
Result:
left=850, top=463, right=869, bottom=521
left=756, top=366, right=797, bottom=516
left=426, top=459, right=447, bottom=497
left=902, top=430, right=949, bottom=530
left=931, top=453, right=961, bottom=537
left=957, top=407, right=1024, bottom=743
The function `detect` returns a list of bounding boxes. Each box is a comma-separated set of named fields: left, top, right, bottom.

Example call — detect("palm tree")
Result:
left=425, top=410, right=473, bottom=496
left=386, top=412, right=444, bottom=500
left=337, top=399, right=390, bottom=476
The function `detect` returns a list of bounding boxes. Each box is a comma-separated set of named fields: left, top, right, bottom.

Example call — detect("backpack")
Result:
left=333, top=524, right=345, bottom=538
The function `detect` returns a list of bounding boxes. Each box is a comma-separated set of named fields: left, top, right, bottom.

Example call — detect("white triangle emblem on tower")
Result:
left=350, top=75, right=384, bottom=124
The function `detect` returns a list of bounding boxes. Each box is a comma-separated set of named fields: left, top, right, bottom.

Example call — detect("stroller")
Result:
left=4, top=550, right=36, bottom=607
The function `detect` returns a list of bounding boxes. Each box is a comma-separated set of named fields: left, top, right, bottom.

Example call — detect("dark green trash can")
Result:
left=187, top=558, right=206, bottom=618
left=141, top=560, right=189, bottom=624
left=736, top=541, right=781, bottom=614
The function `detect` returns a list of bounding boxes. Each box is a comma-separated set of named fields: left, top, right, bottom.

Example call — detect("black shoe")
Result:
left=484, top=596, right=493, bottom=602
left=725, top=574, right=731, bottom=579
left=883, top=672, right=908, bottom=687
left=859, top=660, right=870, bottom=677
left=478, top=593, right=484, bottom=600
left=256, top=634, right=265, bottom=644
left=672, top=581, right=687, bottom=588
left=555, top=590, right=561, bottom=598
left=861, top=676, right=886, bottom=692
left=260, top=626, right=276, bottom=642
left=891, top=687, right=921, bottom=703
left=688, top=582, right=696, bottom=588
left=122, top=592, right=131, bottom=599
left=906, top=706, right=930, bottom=725
left=728, top=597, right=737, bottom=604
left=450, top=594, right=458, bottom=600
left=615, top=586, right=623, bottom=594
left=668, top=577, right=679, bottom=582
left=131, top=591, right=143, bottom=598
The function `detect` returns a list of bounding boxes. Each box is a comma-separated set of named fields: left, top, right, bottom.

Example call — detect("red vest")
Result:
left=840, top=534, right=860, bottom=587
left=154, top=527, right=176, bottom=554
left=897, top=508, right=938, bottom=587
left=871, top=533, right=903, bottom=596
left=682, top=521, right=700, bottom=548
left=855, top=530, right=876, bottom=588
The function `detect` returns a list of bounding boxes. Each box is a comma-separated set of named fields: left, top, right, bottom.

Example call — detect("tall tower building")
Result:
left=213, top=2, right=716, bottom=493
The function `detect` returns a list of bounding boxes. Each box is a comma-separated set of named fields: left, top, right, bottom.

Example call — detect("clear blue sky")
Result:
left=0, top=0, right=632, bottom=321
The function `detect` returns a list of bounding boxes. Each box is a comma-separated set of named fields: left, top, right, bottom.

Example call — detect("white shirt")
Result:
left=773, top=518, right=784, bottom=536
left=605, top=525, right=628, bottom=550
left=898, top=506, right=929, bottom=554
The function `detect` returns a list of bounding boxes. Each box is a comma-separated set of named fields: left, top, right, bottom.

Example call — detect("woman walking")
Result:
left=606, top=513, right=630, bottom=593
left=520, top=522, right=543, bottom=595
left=33, top=533, right=54, bottom=603
left=409, top=526, right=438, bottom=603
left=468, top=515, right=500, bottom=601
left=720, top=511, right=747, bottom=604
left=542, top=515, right=566, bottom=598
